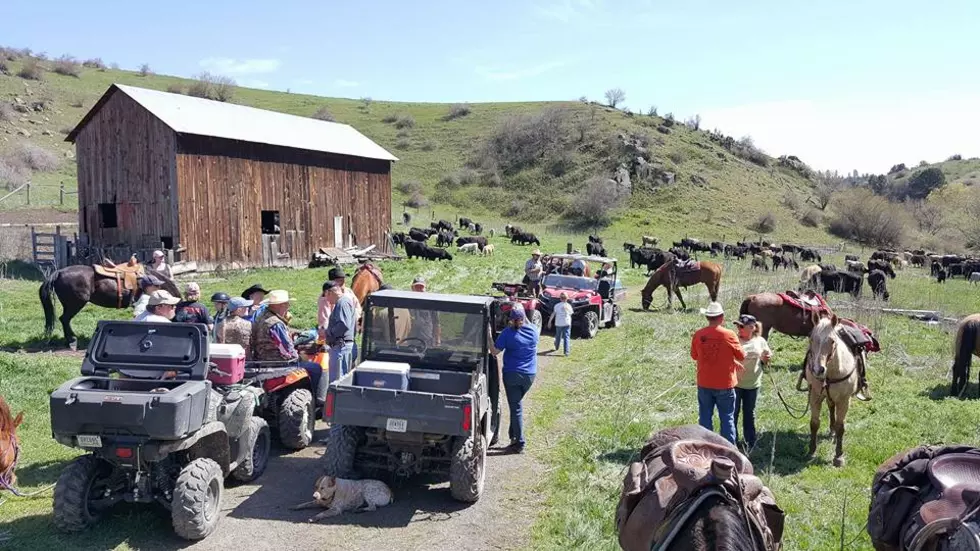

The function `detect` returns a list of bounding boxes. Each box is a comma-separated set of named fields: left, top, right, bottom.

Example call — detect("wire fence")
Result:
left=0, top=182, right=77, bottom=208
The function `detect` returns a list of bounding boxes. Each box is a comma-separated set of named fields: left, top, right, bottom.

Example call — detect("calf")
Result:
left=391, top=231, right=407, bottom=247
left=623, top=242, right=637, bottom=252
left=867, top=259, right=896, bottom=278
left=458, top=217, right=473, bottom=229
left=456, top=236, right=488, bottom=249
left=405, top=239, right=453, bottom=261
left=800, top=248, right=822, bottom=262
left=867, top=269, right=890, bottom=300
left=937, top=268, right=948, bottom=283
left=845, top=254, right=859, bottom=262
left=472, top=223, right=483, bottom=235
left=436, top=231, right=454, bottom=247
left=458, top=242, right=480, bottom=254
left=482, top=244, right=495, bottom=256
left=846, top=260, right=866, bottom=273
left=751, top=256, right=769, bottom=271
left=409, top=229, right=431, bottom=242
left=511, top=232, right=540, bottom=246
left=641, top=235, right=658, bottom=247
left=971, top=272, right=980, bottom=285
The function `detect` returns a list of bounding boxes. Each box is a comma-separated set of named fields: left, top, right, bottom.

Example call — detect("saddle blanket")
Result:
left=839, top=318, right=881, bottom=353
left=778, top=291, right=830, bottom=313
left=356, top=262, right=384, bottom=284
left=674, top=260, right=700, bottom=273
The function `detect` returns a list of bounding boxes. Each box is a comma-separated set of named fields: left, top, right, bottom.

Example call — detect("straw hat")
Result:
left=264, top=290, right=291, bottom=305
left=699, top=302, right=725, bottom=317
left=147, top=290, right=180, bottom=306
left=531, top=249, right=542, bottom=256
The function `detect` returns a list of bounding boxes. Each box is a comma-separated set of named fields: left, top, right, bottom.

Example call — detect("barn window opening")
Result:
left=160, top=236, right=173, bottom=249
left=98, top=203, right=118, bottom=229
left=261, top=210, right=280, bottom=235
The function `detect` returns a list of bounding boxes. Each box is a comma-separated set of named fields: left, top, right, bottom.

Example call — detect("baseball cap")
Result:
left=328, top=266, right=347, bottom=280
left=229, top=297, right=251, bottom=311
left=185, top=282, right=201, bottom=295
left=734, top=314, right=758, bottom=327
left=322, top=281, right=340, bottom=292
left=412, top=276, right=426, bottom=286
left=147, top=290, right=180, bottom=306
left=509, top=308, right=526, bottom=321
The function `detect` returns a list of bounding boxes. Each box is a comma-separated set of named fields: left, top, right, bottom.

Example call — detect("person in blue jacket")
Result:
left=491, top=308, right=539, bottom=454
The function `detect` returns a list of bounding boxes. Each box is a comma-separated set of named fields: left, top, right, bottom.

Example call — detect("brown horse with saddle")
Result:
left=39, top=257, right=179, bottom=349
left=641, top=260, right=723, bottom=311
left=869, top=444, right=980, bottom=550
left=616, top=425, right=785, bottom=550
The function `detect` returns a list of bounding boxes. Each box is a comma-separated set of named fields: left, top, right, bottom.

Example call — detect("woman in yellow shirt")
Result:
left=733, top=314, right=772, bottom=450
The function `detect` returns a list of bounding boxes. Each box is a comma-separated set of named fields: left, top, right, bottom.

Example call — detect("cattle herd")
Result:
left=391, top=217, right=538, bottom=261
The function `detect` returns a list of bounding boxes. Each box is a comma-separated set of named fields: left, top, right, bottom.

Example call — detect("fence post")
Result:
left=60, top=183, right=64, bottom=206
left=26, top=183, right=31, bottom=205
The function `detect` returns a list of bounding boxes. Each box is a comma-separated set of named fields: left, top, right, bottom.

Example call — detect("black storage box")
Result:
left=49, top=321, right=213, bottom=442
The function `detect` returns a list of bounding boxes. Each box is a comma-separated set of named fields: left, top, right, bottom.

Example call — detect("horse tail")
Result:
left=39, top=273, right=57, bottom=335
left=952, top=318, right=980, bottom=396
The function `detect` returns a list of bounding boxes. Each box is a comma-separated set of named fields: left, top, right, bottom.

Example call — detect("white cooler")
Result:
left=353, top=361, right=410, bottom=390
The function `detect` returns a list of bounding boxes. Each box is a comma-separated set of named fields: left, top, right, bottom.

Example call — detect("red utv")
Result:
left=489, top=282, right=543, bottom=334
left=536, top=254, right=625, bottom=338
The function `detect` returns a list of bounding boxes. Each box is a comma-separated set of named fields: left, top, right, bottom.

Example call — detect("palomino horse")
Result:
left=805, top=312, right=860, bottom=467
left=39, top=265, right=179, bottom=348
left=641, top=261, right=723, bottom=310
left=0, top=395, right=24, bottom=494
left=951, top=313, right=980, bottom=397
left=350, top=262, right=383, bottom=306
left=616, top=424, right=784, bottom=551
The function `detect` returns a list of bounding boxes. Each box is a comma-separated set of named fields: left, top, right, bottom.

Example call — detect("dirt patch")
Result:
left=181, top=356, right=552, bottom=551
left=0, top=209, right=77, bottom=225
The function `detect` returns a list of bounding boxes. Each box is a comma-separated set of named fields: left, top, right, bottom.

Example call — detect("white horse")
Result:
left=805, top=313, right=860, bottom=467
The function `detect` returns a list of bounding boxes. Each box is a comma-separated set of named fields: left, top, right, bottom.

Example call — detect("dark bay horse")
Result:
left=39, top=265, right=178, bottom=348
left=951, top=313, right=980, bottom=397
left=739, top=292, right=822, bottom=340
left=641, top=261, right=723, bottom=310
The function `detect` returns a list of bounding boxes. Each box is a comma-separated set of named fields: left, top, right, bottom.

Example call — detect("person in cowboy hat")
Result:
left=317, top=267, right=363, bottom=358
left=241, top=283, right=270, bottom=322
left=135, top=290, right=181, bottom=323
left=524, top=250, right=544, bottom=297
left=216, top=297, right=253, bottom=358
left=732, top=313, right=772, bottom=450
left=321, top=281, right=356, bottom=401
left=690, top=301, right=745, bottom=445
left=250, top=290, right=324, bottom=401
left=132, top=275, right=165, bottom=319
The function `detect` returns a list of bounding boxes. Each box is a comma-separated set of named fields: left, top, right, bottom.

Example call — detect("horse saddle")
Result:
left=779, top=291, right=830, bottom=313
left=918, top=454, right=980, bottom=525
left=617, top=437, right=784, bottom=551
left=673, top=260, right=700, bottom=274
left=356, top=262, right=384, bottom=284
left=94, top=257, right=145, bottom=308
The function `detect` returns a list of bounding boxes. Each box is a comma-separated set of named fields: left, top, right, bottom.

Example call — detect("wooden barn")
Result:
left=66, top=83, right=397, bottom=269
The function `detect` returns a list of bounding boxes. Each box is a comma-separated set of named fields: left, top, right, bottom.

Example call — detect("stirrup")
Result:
left=856, top=387, right=872, bottom=401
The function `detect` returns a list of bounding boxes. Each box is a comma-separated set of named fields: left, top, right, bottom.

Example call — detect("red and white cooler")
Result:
left=208, top=343, right=246, bottom=385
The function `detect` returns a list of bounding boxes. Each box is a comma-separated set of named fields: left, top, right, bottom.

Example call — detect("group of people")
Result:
left=690, top=301, right=772, bottom=450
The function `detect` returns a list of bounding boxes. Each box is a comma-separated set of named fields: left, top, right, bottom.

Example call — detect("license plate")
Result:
left=386, top=418, right=407, bottom=433
left=77, top=435, right=102, bottom=448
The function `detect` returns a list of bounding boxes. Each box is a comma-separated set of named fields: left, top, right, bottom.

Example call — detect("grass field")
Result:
left=3, top=221, right=980, bottom=549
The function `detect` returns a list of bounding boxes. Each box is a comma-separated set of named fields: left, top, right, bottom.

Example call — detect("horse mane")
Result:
left=670, top=494, right=756, bottom=551
left=0, top=396, right=21, bottom=435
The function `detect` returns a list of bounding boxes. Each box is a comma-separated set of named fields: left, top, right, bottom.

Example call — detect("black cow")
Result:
left=950, top=263, right=967, bottom=278
left=409, top=229, right=431, bottom=242
left=511, top=232, right=540, bottom=246
left=456, top=236, right=487, bottom=249
left=628, top=247, right=657, bottom=269
left=459, top=217, right=473, bottom=229
left=819, top=263, right=838, bottom=273
left=751, top=257, right=769, bottom=271
left=586, top=242, right=606, bottom=257
left=710, top=241, right=724, bottom=254
left=815, top=270, right=863, bottom=298
left=589, top=235, right=603, bottom=245
left=772, top=255, right=798, bottom=271
left=405, top=239, right=453, bottom=261
left=431, top=219, right=454, bottom=232
left=800, top=248, right=822, bottom=263
left=937, top=268, right=948, bottom=283
left=436, top=231, right=454, bottom=247
left=402, top=212, right=412, bottom=225
left=624, top=242, right=637, bottom=252
left=728, top=246, right=748, bottom=260
left=844, top=254, right=859, bottom=262
left=392, top=231, right=407, bottom=247
left=782, top=244, right=801, bottom=256
left=472, top=223, right=483, bottom=235
left=867, top=270, right=890, bottom=300
left=670, top=247, right=691, bottom=261
left=867, top=259, right=896, bottom=279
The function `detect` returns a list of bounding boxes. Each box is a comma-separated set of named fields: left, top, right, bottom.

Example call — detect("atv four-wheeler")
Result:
left=49, top=321, right=269, bottom=541
left=489, top=281, right=542, bottom=332
left=536, top=254, right=626, bottom=338
left=242, top=360, right=317, bottom=450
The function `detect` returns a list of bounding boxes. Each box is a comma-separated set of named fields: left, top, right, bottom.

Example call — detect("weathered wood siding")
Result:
left=74, top=92, right=177, bottom=248
left=175, top=136, right=391, bottom=268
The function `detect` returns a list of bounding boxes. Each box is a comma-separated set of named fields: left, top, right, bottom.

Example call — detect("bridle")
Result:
left=0, top=430, right=24, bottom=497
left=651, top=468, right=770, bottom=551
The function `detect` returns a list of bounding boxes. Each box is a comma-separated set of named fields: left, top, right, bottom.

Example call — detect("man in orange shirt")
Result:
left=690, top=301, right=746, bottom=444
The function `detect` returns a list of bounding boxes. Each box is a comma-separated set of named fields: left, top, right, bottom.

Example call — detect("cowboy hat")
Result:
left=241, top=284, right=269, bottom=299
left=531, top=249, right=542, bottom=256
left=264, top=290, right=291, bottom=305
left=147, top=290, right=180, bottom=306
left=327, top=266, right=347, bottom=280
left=699, top=302, right=725, bottom=317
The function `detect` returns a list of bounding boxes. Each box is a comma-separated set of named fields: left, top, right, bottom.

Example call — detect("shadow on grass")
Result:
left=750, top=429, right=826, bottom=476
left=3, top=509, right=188, bottom=551
left=15, top=458, right=73, bottom=487
left=0, top=260, right=45, bottom=282
left=921, top=382, right=979, bottom=401
left=0, top=334, right=89, bottom=353
left=597, top=448, right=639, bottom=465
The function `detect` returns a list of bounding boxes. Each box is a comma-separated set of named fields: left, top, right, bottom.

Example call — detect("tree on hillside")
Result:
left=748, top=212, right=777, bottom=237
left=907, top=199, right=946, bottom=236
left=567, top=175, right=626, bottom=227
left=828, top=188, right=905, bottom=248
left=810, top=173, right=843, bottom=211
left=867, top=174, right=889, bottom=195
left=905, top=167, right=946, bottom=200
left=604, top=88, right=625, bottom=109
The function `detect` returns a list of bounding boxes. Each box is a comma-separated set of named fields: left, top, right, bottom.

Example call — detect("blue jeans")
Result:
left=734, top=387, right=759, bottom=448
left=299, top=361, right=325, bottom=404
left=503, top=371, right=535, bottom=447
left=554, top=325, right=571, bottom=355
left=315, top=343, right=353, bottom=404
left=697, top=387, right=737, bottom=444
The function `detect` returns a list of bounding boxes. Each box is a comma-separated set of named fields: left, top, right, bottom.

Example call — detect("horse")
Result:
left=950, top=313, right=980, bottom=397
left=616, top=424, right=784, bottom=551
left=39, top=265, right=178, bottom=349
left=641, top=261, right=722, bottom=310
left=351, top=262, right=384, bottom=306
left=1, top=395, right=25, bottom=494
left=805, top=312, right=860, bottom=467
left=739, top=292, right=821, bottom=340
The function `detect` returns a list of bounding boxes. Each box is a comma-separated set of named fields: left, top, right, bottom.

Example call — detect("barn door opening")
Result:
left=333, top=216, right=343, bottom=248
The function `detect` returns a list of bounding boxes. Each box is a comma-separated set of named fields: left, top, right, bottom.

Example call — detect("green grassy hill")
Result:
left=0, top=51, right=833, bottom=245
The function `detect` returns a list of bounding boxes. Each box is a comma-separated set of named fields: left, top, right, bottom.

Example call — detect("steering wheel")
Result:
left=397, top=337, right=428, bottom=355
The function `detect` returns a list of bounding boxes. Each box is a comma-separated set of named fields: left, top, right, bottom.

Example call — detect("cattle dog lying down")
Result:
left=293, top=475, right=394, bottom=522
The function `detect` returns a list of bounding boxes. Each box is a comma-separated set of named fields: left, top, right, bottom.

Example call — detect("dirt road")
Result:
left=183, top=356, right=551, bottom=551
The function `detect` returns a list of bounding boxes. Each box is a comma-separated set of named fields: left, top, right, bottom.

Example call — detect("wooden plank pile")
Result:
left=309, top=245, right=402, bottom=267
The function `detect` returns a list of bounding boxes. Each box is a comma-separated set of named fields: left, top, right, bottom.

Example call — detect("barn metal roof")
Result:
left=66, top=84, right=399, bottom=162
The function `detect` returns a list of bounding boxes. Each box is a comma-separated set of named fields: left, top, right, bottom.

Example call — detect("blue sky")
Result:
left=7, top=0, right=980, bottom=172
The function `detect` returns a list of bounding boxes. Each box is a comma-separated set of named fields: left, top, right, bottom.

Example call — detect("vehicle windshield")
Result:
left=543, top=274, right=598, bottom=291
left=362, top=305, right=486, bottom=369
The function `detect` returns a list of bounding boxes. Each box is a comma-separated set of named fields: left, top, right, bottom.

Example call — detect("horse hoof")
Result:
left=833, top=456, right=846, bottom=468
